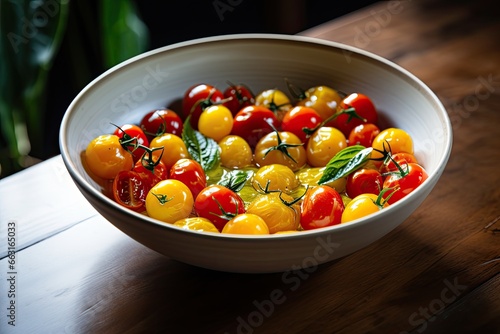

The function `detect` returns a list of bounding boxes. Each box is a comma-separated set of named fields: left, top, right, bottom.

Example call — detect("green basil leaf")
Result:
left=182, top=116, right=220, bottom=171
left=218, top=169, right=253, bottom=193
left=318, top=146, right=372, bottom=184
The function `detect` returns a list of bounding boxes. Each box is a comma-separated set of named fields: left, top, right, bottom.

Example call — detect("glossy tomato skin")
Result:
left=194, top=184, right=246, bottom=232
left=371, top=127, right=414, bottom=162
left=85, top=134, right=134, bottom=180
left=198, top=105, right=234, bottom=142
left=149, top=133, right=190, bottom=170
left=182, top=83, right=224, bottom=129
left=112, top=170, right=148, bottom=212
left=253, top=131, right=307, bottom=172
left=246, top=192, right=300, bottom=233
left=132, top=158, right=168, bottom=190
left=348, top=123, right=380, bottom=147
left=281, top=106, right=323, bottom=144
left=140, top=108, right=183, bottom=140
left=252, top=164, right=300, bottom=194
left=173, top=217, right=220, bottom=233
left=254, top=88, right=292, bottom=122
left=341, top=193, right=386, bottom=224
left=330, top=93, right=378, bottom=137
left=169, top=158, right=207, bottom=199
left=223, top=83, right=255, bottom=115
left=345, top=168, right=383, bottom=199
left=306, top=127, right=347, bottom=167
left=221, top=213, right=269, bottom=235
left=145, top=179, right=194, bottom=224
left=300, top=185, right=345, bottom=230
left=113, top=124, right=149, bottom=162
left=231, top=105, right=278, bottom=149
left=382, top=163, right=428, bottom=204
left=218, top=135, right=253, bottom=169
left=380, top=152, right=418, bottom=174
left=296, top=85, right=342, bottom=121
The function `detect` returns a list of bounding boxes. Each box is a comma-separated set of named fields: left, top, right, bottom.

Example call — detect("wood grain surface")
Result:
left=1, top=0, right=499, bottom=333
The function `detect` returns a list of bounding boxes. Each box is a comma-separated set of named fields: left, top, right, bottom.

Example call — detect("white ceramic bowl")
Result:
left=60, top=34, right=452, bottom=273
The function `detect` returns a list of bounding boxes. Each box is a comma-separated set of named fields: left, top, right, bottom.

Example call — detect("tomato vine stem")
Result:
left=302, top=107, right=366, bottom=137
left=209, top=196, right=239, bottom=221
left=151, top=193, right=174, bottom=205
left=140, top=146, right=164, bottom=173
left=263, top=121, right=303, bottom=163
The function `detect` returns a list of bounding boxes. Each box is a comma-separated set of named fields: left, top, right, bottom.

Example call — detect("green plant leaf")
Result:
left=218, top=170, right=253, bottom=193
left=101, top=0, right=149, bottom=68
left=318, top=145, right=372, bottom=184
left=0, top=0, right=69, bottom=176
left=182, top=116, right=220, bottom=171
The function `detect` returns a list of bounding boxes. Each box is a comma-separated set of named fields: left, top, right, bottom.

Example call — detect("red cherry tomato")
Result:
left=346, top=168, right=383, bottom=199
left=330, top=93, right=378, bottom=137
left=382, top=163, right=428, bottom=204
left=113, top=124, right=149, bottom=162
left=132, top=157, right=168, bottom=190
left=169, top=158, right=207, bottom=200
left=379, top=152, right=418, bottom=174
left=139, top=108, right=183, bottom=140
left=300, top=185, right=345, bottom=230
left=281, top=106, right=323, bottom=144
left=194, top=184, right=246, bottom=232
left=182, top=83, right=224, bottom=129
left=112, top=170, right=148, bottom=212
left=223, top=83, right=255, bottom=116
left=231, top=105, right=278, bottom=149
left=348, top=123, right=380, bottom=147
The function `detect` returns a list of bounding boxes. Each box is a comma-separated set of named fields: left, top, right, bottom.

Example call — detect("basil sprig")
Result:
left=318, top=145, right=373, bottom=185
left=182, top=116, right=220, bottom=171
left=218, top=169, right=253, bottom=193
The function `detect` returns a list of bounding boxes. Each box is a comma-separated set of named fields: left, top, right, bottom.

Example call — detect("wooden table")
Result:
left=1, top=0, right=499, bottom=333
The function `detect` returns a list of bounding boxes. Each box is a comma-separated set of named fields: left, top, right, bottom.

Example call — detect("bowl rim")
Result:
left=59, top=33, right=453, bottom=240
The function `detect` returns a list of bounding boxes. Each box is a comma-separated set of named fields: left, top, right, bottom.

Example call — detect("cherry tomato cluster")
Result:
left=84, top=81, right=428, bottom=235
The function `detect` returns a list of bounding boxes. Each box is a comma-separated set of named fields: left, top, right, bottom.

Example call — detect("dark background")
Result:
left=44, top=0, right=377, bottom=160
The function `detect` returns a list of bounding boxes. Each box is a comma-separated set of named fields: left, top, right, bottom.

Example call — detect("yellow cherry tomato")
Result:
left=306, top=127, right=347, bottom=167
left=252, top=164, right=299, bottom=194
left=145, top=179, right=194, bottom=224
left=341, top=193, right=387, bottom=224
left=371, top=127, right=414, bottom=161
left=218, top=135, right=253, bottom=169
left=254, top=131, right=306, bottom=171
left=173, top=217, right=220, bottom=233
left=246, top=192, right=300, bottom=233
left=150, top=133, right=189, bottom=170
left=85, top=134, right=134, bottom=180
left=198, top=105, right=233, bottom=142
left=274, top=230, right=300, bottom=234
left=296, top=85, right=342, bottom=121
left=255, top=88, right=292, bottom=121
left=221, top=213, right=270, bottom=235
left=296, top=167, right=347, bottom=193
